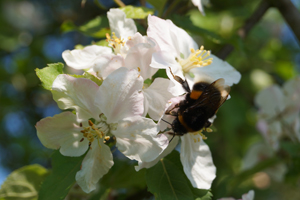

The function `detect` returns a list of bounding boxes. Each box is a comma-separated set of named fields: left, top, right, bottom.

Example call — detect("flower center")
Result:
left=106, top=32, right=125, bottom=54
left=80, top=118, right=110, bottom=146
left=179, top=46, right=213, bottom=73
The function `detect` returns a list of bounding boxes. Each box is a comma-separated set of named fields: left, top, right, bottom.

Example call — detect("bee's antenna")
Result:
left=161, top=118, right=172, bottom=125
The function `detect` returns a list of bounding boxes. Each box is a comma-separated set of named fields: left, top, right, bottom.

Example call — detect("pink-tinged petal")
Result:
left=62, top=45, right=112, bottom=70
left=180, top=135, right=216, bottom=189
left=135, top=134, right=179, bottom=171
left=112, top=116, right=168, bottom=162
left=144, top=78, right=174, bottom=121
left=36, top=112, right=89, bottom=157
left=255, top=85, right=285, bottom=118
left=191, top=0, right=205, bottom=15
left=257, top=120, right=281, bottom=151
left=93, top=54, right=124, bottom=79
left=190, top=54, right=241, bottom=87
left=76, top=141, right=114, bottom=193
left=95, top=67, right=144, bottom=123
left=52, top=75, right=101, bottom=121
left=147, top=15, right=198, bottom=59
left=124, top=34, right=159, bottom=79
left=107, top=8, right=137, bottom=39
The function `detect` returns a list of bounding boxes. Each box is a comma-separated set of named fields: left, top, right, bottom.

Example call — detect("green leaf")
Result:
left=120, top=6, right=154, bottom=19
left=70, top=72, right=103, bottom=86
left=146, top=151, right=211, bottom=200
left=101, top=159, right=146, bottom=189
left=93, top=39, right=109, bottom=47
left=35, top=63, right=64, bottom=90
left=147, top=0, right=168, bottom=17
left=61, top=16, right=110, bottom=38
left=0, top=164, right=49, bottom=200
left=38, top=150, right=85, bottom=200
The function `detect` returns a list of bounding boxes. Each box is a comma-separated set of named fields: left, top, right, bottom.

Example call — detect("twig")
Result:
left=114, top=0, right=126, bottom=7
left=268, top=0, right=300, bottom=45
left=216, top=1, right=271, bottom=60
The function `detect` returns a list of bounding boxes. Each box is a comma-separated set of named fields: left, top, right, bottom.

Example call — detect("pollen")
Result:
left=179, top=46, right=213, bottom=73
left=106, top=32, right=125, bottom=54
left=80, top=119, right=109, bottom=144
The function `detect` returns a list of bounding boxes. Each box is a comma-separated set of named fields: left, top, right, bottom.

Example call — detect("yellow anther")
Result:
left=180, top=45, right=213, bottom=73
left=199, top=132, right=207, bottom=140
left=128, top=36, right=132, bottom=40
left=105, top=136, right=110, bottom=140
left=88, top=120, right=94, bottom=126
left=193, top=138, right=197, bottom=143
left=206, top=128, right=213, bottom=133
left=106, top=33, right=111, bottom=40
left=138, top=67, right=141, bottom=72
left=197, top=137, right=200, bottom=142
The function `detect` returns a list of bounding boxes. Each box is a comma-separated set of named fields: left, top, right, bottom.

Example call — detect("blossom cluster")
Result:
left=255, top=76, right=300, bottom=150
left=36, top=8, right=241, bottom=193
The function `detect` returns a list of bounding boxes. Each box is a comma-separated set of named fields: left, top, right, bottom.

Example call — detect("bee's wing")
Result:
left=189, top=78, right=230, bottom=111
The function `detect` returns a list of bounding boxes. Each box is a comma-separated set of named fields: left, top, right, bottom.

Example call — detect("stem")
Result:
left=114, top=0, right=126, bottom=7
left=216, top=1, right=271, bottom=59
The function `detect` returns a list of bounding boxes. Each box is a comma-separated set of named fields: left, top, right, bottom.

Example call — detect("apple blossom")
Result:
left=147, top=15, right=241, bottom=96
left=36, top=67, right=168, bottom=193
left=218, top=190, right=255, bottom=200
left=255, top=76, right=300, bottom=150
left=241, top=142, right=287, bottom=182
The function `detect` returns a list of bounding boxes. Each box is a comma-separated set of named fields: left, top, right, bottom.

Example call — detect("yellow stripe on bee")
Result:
left=190, top=90, right=202, bottom=100
left=178, top=115, right=195, bottom=132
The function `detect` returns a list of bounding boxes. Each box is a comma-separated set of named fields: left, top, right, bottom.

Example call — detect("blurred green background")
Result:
left=0, top=0, right=299, bottom=199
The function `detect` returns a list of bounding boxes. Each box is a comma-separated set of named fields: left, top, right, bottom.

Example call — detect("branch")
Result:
left=216, top=1, right=271, bottom=60
left=269, top=0, right=300, bottom=44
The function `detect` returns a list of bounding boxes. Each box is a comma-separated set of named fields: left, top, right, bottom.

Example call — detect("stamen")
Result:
left=106, top=32, right=125, bottom=54
left=179, top=46, right=213, bottom=73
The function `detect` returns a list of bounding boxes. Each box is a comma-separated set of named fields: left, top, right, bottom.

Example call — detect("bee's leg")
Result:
left=168, top=67, right=191, bottom=93
left=165, top=103, right=180, bottom=116
left=167, top=132, right=184, bottom=143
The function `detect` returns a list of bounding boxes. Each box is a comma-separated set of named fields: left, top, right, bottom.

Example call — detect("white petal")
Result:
left=191, top=0, right=205, bottom=16
left=241, top=142, right=273, bottom=171
left=147, top=15, right=198, bottom=59
left=150, top=51, right=186, bottom=96
left=95, top=67, right=144, bottom=124
left=52, top=74, right=100, bottom=121
left=124, top=34, right=159, bottom=79
left=143, top=78, right=174, bottom=121
left=257, top=120, right=282, bottom=150
left=242, top=190, right=255, bottom=200
left=180, top=135, right=216, bottom=189
left=62, top=45, right=112, bottom=70
left=191, top=54, right=241, bottom=86
left=135, top=135, right=179, bottom=171
left=35, top=112, right=89, bottom=157
left=93, top=54, right=124, bottom=79
left=255, top=85, right=285, bottom=118
left=76, top=140, right=114, bottom=193
left=112, top=116, right=168, bottom=162
left=283, top=76, right=300, bottom=112
left=107, top=8, right=137, bottom=39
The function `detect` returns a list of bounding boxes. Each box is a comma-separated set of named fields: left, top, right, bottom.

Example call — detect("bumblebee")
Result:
left=164, top=70, right=230, bottom=141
